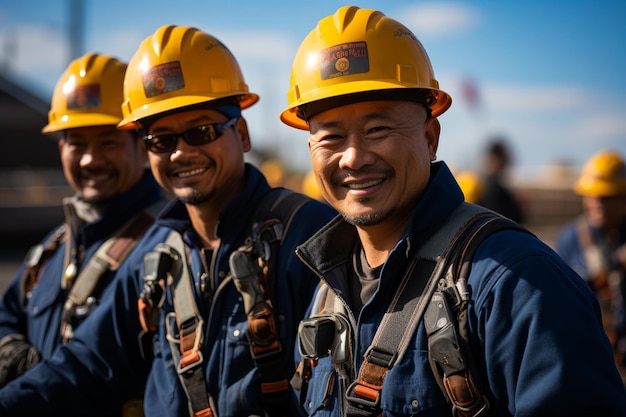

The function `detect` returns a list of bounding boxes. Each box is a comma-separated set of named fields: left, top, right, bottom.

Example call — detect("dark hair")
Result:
left=298, top=88, right=435, bottom=121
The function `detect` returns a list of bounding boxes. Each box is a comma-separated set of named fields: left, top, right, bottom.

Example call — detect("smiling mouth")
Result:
left=347, top=179, right=383, bottom=190
left=83, top=173, right=111, bottom=183
left=177, top=168, right=206, bottom=178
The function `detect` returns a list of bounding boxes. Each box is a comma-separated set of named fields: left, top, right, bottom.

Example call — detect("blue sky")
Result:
left=1, top=0, right=625, bottom=183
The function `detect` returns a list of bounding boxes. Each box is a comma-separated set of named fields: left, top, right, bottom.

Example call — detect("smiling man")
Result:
left=0, top=25, right=336, bottom=417
left=281, top=6, right=626, bottom=417
left=0, top=53, right=165, bottom=416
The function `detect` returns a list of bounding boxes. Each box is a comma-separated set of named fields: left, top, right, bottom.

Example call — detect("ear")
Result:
left=235, top=118, right=251, bottom=152
left=424, top=117, right=440, bottom=161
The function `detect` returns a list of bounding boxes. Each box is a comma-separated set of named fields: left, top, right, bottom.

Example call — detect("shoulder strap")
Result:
left=231, top=188, right=311, bottom=412
left=163, top=188, right=311, bottom=417
left=344, top=204, right=525, bottom=417
left=20, top=224, right=67, bottom=304
left=60, top=202, right=164, bottom=342
left=424, top=216, right=528, bottom=417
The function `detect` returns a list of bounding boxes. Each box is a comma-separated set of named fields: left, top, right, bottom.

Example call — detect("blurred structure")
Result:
left=0, top=73, right=69, bottom=251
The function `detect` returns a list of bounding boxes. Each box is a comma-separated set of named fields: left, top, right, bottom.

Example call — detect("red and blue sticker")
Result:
left=319, top=42, right=369, bottom=80
left=142, top=61, right=185, bottom=98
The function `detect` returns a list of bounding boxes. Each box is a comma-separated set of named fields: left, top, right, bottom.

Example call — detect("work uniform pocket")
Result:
left=300, top=358, right=339, bottom=416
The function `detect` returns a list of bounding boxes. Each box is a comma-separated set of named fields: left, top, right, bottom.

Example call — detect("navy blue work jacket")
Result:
left=294, top=161, right=626, bottom=416
left=0, top=164, right=336, bottom=417
left=0, top=171, right=163, bottom=359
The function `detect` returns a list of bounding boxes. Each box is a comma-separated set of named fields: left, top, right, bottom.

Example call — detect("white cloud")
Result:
left=397, top=2, right=481, bottom=38
left=482, top=84, right=588, bottom=111
left=575, top=113, right=626, bottom=141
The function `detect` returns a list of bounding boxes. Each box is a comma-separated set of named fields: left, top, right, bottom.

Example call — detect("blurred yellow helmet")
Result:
left=259, top=159, right=285, bottom=187
left=302, top=170, right=323, bottom=201
left=42, top=53, right=126, bottom=134
left=119, top=25, right=259, bottom=129
left=574, top=150, right=626, bottom=197
left=455, top=171, right=485, bottom=204
left=280, top=5, right=451, bottom=130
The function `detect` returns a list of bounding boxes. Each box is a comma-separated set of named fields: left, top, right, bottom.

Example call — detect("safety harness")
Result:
left=138, top=188, right=310, bottom=417
left=295, top=203, right=530, bottom=417
left=21, top=201, right=164, bottom=343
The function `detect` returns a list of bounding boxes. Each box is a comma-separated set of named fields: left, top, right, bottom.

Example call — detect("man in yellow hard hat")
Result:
left=0, top=53, right=166, bottom=416
left=556, top=149, right=626, bottom=381
left=0, top=26, right=336, bottom=417
left=281, top=6, right=626, bottom=416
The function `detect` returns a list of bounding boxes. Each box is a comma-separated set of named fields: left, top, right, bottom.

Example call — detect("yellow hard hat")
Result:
left=455, top=171, right=485, bottom=204
left=42, top=53, right=126, bottom=134
left=119, top=25, right=259, bottom=129
left=280, top=5, right=452, bottom=130
left=574, top=150, right=626, bottom=197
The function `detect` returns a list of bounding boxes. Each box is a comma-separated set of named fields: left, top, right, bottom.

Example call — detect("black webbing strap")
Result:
left=170, top=188, right=310, bottom=417
left=344, top=203, right=505, bottom=417
left=243, top=189, right=309, bottom=412
left=424, top=215, right=527, bottom=417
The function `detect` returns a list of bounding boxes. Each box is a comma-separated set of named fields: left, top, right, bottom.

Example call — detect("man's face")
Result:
left=307, top=100, right=440, bottom=228
left=583, top=194, right=626, bottom=230
left=145, top=109, right=249, bottom=208
left=59, top=126, right=146, bottom=204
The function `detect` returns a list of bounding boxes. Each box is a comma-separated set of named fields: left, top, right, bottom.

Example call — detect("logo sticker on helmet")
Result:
left=320, top=42, right=369, bottom=80
left=66, top=84, right=101, bottom=110
left=142, top=61, right=185, bottom=98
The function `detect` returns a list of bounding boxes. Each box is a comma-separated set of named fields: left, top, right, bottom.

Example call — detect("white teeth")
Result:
left=178, top=168, right=205, bottom=178
left=348, top=179, right=382, bottom=189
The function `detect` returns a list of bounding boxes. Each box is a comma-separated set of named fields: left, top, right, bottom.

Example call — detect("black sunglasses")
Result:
left=144, top=118, right=238, bottom=153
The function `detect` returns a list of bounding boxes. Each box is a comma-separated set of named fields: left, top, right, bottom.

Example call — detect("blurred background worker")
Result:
left=556, top=149, right=626, bottom=382
left=477, top=139, right=524, bottom=223
left=0, top=53, right=165, bottom=415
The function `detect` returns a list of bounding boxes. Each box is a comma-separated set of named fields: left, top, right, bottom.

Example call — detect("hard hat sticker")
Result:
left=320, top=42, right=369, bottom=80
left=143, top=61, right=185, bottom=98
left=66, top=84, right=101, bottom=109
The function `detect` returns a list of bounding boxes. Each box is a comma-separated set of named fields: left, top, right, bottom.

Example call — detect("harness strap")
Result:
left=238, top=189, right=309, bottom=409
left=344, top=204, right=519, bottom=417
left=426, top=215, right=526, bottom=417
left=60, top=202, right=164, bottom=343
left=344, top=203, right=490, bottom=416
left=166, top=188, right=309, bottom=417
left=164, top=231, right=213, bottom=417
left=20, top=224, right=67, bottom=304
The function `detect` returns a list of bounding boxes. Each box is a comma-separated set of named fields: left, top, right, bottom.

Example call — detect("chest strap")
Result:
left=60, top=202, right=164, bottom=343
left=345, top=204, right=523, bottom=417
left=154, top=189, right=309, bottom=417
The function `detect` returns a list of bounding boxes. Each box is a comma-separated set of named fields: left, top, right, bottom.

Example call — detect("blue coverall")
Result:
left=0, top=171, right=164, bottom=416
left=0, top=164, right=337, bottom=417
left=294, top=162, right=626, bottom=416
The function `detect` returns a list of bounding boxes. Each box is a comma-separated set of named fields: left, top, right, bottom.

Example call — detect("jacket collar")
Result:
left=156, top=163, right=271, bottom=240
left=297, top=161, right=464, bottom=273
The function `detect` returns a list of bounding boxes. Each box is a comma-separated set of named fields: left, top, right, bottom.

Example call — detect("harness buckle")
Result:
left=345, top=380, right=381, bottom=414
left=179, top=349, right=204, bottom=374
